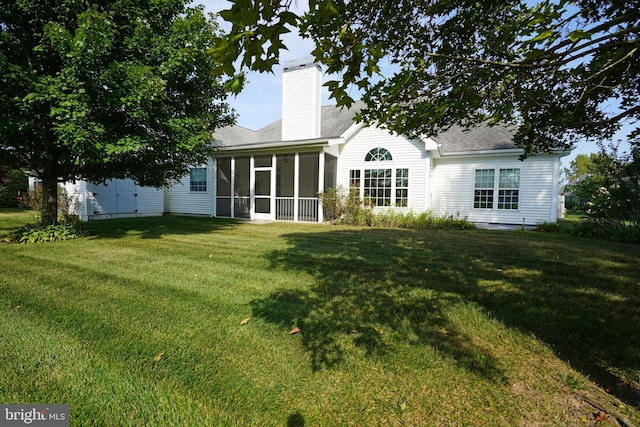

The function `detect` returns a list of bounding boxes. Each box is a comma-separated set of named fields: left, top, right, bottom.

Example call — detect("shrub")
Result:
left=319, top=187, right=474, bottom=230
left=0, top=169, right=28, bottom=207
left=534, top=221, right=561, bottom=233
left=320, top=186, right=373, bottom=226
left=11, top=223, right=86, bottom=244
left=571, top=148, right=640, bottom=228
left=571, top=218, right=640, bottom=243
left=370, top=210, right=474, bottom=230
left=23, top=185, right=79, bottom=223
left=319, top=186, right=343, bottom=224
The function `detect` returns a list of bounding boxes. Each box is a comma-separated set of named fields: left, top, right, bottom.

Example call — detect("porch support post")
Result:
left=212, top=158, right=217, bottom=217
left=249, top=155, right=255, bottom=220
left=318, top=151, right=324, bottom=223
left=294, top=152, right=300, bottom=221
left=270, top=153, right=277, bottom=218
left=230, top=157, right=235, bottom=219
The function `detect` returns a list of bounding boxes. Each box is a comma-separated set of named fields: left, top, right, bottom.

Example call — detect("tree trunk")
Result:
left=41, top=177, right=59, bottom=226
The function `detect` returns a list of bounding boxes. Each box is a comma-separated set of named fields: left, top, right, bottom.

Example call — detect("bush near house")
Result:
left=320, top=186, right=474, bottom=230
left=566, top=148, right=640, bottom=242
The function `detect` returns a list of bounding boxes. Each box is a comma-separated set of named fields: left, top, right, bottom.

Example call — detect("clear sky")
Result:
left=199, top=1, right=632, bottom=177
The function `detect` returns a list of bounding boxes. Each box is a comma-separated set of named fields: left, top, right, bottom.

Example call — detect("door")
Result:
left=116, top=179, right=136, bottom=213
left=91, top=179, right=137, bottom=215
left=253, top=155, right=274, bottom=220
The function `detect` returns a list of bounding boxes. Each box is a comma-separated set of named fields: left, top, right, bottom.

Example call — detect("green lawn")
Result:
left=1, top=209, right=639, bottom=426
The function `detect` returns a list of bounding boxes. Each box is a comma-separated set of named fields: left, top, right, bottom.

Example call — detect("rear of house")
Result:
left=41, top=57, right=567, bottom=225
left=165, top=57, right=568, bottom=225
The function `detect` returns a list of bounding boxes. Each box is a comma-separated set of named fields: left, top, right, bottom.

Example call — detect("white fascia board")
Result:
left=216, top=140, right=330, bottom=156
left=441, top=148, right=571, bottom=158
left=419, top=136, right=442, bottom=158
left=326, top=137, right=345, bottom=147
left=441, top=148, right=525, bottom=158
left=340, top=121, right=366, bottom=142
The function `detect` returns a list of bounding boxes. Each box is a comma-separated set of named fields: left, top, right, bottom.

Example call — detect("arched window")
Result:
left=365, top=147, right=392, bottom=162
left=351, top=147, right=408, bottom=208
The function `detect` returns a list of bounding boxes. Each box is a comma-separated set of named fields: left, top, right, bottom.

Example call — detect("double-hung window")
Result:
left=474, top=169, right=495, bottom=209
left=396, top=168, right=409, bottom=207
left=190, top=167, right=207, bottom=192
left=498, top=168, right=520, bottom=209
left=364, top=168, right=392, bottom=206
left=474, top=168, right=520, bottom=210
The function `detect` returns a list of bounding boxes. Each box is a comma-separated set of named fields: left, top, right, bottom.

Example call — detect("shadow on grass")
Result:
left=84, top=215, right=240, bottom=240
left=253, top=228, right=640, bottom=406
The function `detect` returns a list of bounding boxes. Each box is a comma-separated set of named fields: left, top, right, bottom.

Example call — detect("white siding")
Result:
left=164, top=163, right=214, bottom=216
left=62, top=181, right=89, bottom=221
left=431, top=155, right=561, bottom=224
left=282, top=62, right=322, bottom=141
left=337, top=126, right=428, bottom=212
left=136, top=187, right=164, bottom=216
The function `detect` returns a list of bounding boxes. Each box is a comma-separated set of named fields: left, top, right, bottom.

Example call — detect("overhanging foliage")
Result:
left=217, top=0, right=639, bottom=157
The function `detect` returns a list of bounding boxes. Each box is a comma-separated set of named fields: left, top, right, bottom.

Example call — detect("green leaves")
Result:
left=528, top=30, right=555, bottom=44
left=215, top=0, right=300, bottom=76
left=0, top=0, right=234, bottom=202
left=216, top=0, right=638, bottom=156
left=568, top=29, right=592, bottom=43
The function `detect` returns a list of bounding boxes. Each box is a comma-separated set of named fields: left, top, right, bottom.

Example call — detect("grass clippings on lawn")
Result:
left=0, top=210, right=639, bottom=426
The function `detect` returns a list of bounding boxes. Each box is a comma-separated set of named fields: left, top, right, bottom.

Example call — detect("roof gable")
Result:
left=213, top=103, right=363, bottom=149
left=214, top=102, right=521, bottom=154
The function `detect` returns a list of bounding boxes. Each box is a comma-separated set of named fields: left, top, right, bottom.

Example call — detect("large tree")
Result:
left=216, top=0, right=639, bottom=157
left=564, top=153, right=599, bottom=182
left=0, top=0, right=234, bottom=225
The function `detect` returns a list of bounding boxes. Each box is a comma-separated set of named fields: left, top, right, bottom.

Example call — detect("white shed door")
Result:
left=94, top=180, right=117, bottom=214
left=115, top=179, right=136, bottom=213
left=93, top=179, right=137, bottom=214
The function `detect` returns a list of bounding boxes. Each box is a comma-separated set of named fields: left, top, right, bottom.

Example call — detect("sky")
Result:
left=199, top=1, right=632, bottom=176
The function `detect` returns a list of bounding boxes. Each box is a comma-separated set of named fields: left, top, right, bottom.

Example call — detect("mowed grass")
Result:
left=1, top=210, right=639, bottom=426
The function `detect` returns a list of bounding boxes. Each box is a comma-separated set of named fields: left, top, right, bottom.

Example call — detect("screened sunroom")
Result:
left=214, top=151, right=337, bottom=222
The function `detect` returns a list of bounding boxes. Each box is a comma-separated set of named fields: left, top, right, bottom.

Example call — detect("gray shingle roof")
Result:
left=434, top=124, right=518, bottom=153
left=214, top=102, right=519, bottom=153
left=214, top=103, right=363, bottom=150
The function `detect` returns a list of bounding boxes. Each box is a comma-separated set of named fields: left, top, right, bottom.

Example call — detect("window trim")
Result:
left=349, top=167, right=409, bottom=208
left=190, top=167, right=208, bottom=192
left=365, top=147, right=393, bottom=162
left=474, top=169, right=495, bottom=209
left=497, top=168, right=520, bottom=210
left=473, top=167, right=520, bottom=210
left=350, top=147, right=409, bottom=208
left=395, top=168, right=409, bottom=207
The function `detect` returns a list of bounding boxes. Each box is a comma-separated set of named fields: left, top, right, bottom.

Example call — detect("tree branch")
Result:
left=545, top=10, right=640, bottom=54
left=585, top=47, right=638, bottom=84
left=424, top=52, right=537, bottom=68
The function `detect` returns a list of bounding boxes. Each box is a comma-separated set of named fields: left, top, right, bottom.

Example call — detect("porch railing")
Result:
left=276, top=197, right=318, bottom=222
left=233, top=196, right=250, bottom=218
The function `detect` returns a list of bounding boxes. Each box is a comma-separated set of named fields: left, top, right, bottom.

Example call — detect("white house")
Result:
left=35, top=57, right=567, bottom=224
left=165, top=57, right=570, bottom=225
